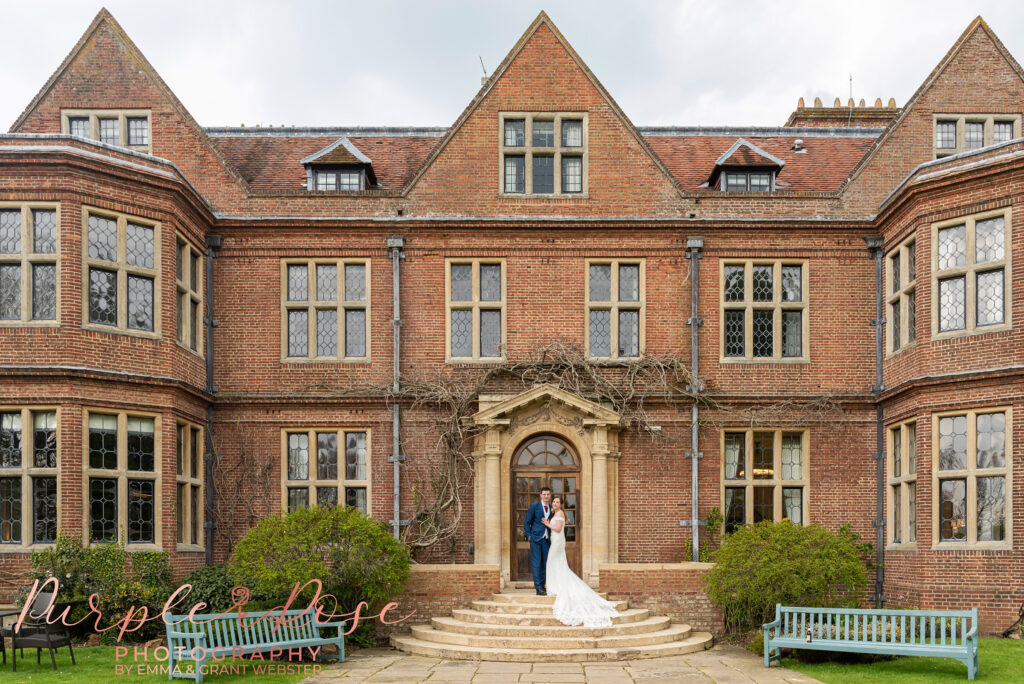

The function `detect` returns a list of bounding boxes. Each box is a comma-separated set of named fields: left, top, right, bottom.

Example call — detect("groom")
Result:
left=523, top=486, right=554, bottom=595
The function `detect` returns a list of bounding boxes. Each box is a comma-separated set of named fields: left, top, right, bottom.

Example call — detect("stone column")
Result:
left=478, top=428, right=502, bottom=567
left=591, top=451, right=609, bottom=573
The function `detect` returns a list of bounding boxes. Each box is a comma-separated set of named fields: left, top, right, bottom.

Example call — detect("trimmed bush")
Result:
left=26, top=534, right=172, bottom=643
left=181, top=564, right=236, bottom=613
left=228, top=505, right=411, bottom=617
left=706, top=520, right=870, bottom=632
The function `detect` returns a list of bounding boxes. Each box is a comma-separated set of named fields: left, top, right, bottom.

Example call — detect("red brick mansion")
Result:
left=0, top=10, right=1020, bottom=634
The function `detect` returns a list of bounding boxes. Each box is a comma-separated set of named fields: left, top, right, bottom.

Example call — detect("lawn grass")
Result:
left=0, top=646, right=322, bottom=683
left=783, top=637, right=1024, bottom=683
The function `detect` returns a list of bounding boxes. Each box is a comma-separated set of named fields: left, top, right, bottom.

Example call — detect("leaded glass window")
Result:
left=448, top=260, right=505, bottom=360
left=0, top=408, right=59, bottom=547
left=89, top=414, right=118, bottom=470
left=127, top=117, right=149, bottom=146
left=933, top=409, right=1011, bottom=546
left=587, top=260, right=644, bottom=359
left=127, top=479, right=155, bottom=543
left=99, top=118, right=119, bottom=145
left=285, top=429, right=369, bottom=514
left=283, top=259, right=370, bottom=360
left=721, top=261, right=806, bottom=361
left=69, top=117, right=89, bottom=138
left=721, top=430, right=807, bottom=531
left=0, top=205, right=59, bottom=325
left=934, top=210, right=1009, bottom=337
left=126, top=416, right=155, bottom=472
left=501, top=113, right=587, bottom=195
left=85, top=211, right=159, bottom=335
left=89, top=477, right=117, bottom=543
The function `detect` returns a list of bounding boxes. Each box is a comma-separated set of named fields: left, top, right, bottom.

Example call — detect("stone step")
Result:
left=390, top=631, right=714, bottom=662
left=491, top=591, right=609, bottom=605
left=410, top=622, right=693, bottom=649
left=471, top=599, right=630, bottom=615
left=450, top=607, right=650, bottom=626
left=430, top=614, right=672, bottom=638
left=508, top=581, right=535, bottom=590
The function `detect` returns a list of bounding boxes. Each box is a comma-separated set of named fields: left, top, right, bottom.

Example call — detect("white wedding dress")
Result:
left=545, top=512, right=621, bottom=628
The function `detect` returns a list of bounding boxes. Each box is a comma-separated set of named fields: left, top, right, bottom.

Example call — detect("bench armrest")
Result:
left=319, top=620, right=347, bottom=633
left=167, top=630, right=207, bottom=640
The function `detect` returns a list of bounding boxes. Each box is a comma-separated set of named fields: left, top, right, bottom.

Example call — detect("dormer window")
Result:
left=725, top=171, right=773, bottom=192
left=302, top=137, right=376, bottom=191
left=499, top=113, right=588, bottom=197
left=314, top=168, right=364, bottom=191
left=62, top=109, right=152, bottom=153
left=709, top=138, right=784, bottom=192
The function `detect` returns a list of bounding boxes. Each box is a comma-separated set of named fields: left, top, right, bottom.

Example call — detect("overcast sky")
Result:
left=2, top=1, right=1022, bottom=130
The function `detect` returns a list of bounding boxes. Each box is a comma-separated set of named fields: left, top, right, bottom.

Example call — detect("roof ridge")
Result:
left=715, top=138, right=786, bottom=167
left=205, top=126, right=449, bottom=138
left=397, top=11, right=685, bottom=196
left=10, top=9, right=253, bottom=194
left=640, top=126, right=883, bottom=137
left=840, top=15, right=1024, bottom=191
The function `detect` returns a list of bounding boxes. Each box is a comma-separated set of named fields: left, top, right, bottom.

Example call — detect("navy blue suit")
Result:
left=523, top=500, right=553, bottom=592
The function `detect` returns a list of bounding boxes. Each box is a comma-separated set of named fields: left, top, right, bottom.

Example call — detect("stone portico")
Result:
left=469, top=384, right=622, bottom=587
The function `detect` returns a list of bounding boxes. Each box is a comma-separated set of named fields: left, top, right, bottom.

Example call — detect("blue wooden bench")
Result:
left=763, top=604, right=979, bottom=680
left=165, top=609, right=345, bottom=683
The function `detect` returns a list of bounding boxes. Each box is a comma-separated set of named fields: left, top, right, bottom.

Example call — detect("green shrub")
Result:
left=706, top=520, right=870, bottom=632
left=181, top=564, right=236, bottom=613
left=26, top=534, right=172, bottom=643
left=228, top=505, right=411, bottom=617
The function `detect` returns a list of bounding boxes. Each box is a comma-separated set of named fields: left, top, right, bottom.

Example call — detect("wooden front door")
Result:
left=511, top=435, right=581, bottom=580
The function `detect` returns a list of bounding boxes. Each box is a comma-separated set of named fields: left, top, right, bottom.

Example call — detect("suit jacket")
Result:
left=524, top=500, right=553, bottom=543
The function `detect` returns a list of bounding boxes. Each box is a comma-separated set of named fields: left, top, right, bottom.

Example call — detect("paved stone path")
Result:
left=302, top=645, right=823, bottom=683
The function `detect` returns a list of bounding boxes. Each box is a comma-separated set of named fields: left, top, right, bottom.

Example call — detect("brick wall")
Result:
left=599, top=563, right=724, bottom=634
left=385, top=564, right=500, bottom=630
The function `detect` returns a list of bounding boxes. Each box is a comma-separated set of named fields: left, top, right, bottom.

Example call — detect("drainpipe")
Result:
left=864, top=236, right=885, bottom=607
left=387, top=236, right=406, bottom=538
left=204, top=234, right=223, bottom=565
left=684, top=236, right=704, bottom=561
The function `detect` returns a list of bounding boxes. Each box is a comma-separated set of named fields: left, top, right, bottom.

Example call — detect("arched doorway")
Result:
left=511, top=434, right=581, bottom=579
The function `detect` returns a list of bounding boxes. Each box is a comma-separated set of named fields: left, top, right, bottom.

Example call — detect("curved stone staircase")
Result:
left=391, top=589, right=713, bottom=662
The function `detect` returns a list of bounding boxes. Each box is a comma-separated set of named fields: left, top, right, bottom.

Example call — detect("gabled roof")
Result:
left=842, top=15, right=1024, bottom=189
left=300, top=136, right=372, bottom=165
left=208, top=132, right=442, bottom=191
left=399, top=11, right=684, bottom=196
left=714, top=138, right=786, bottom=168
left=643, top=130, right=876, bottom=192
left=9, top=9, right=251, bottom=192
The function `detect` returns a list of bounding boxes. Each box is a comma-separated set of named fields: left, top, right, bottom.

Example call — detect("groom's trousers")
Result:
left=529, top=536, right=550, bottom=592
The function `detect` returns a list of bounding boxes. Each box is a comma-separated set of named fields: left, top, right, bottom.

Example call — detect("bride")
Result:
left=541, top=495, right=621, bottom=628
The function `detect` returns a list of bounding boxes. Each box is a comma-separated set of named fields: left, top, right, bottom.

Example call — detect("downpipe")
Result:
left=388, top=236, right=406, bottom=538
left=685, top=237, right=704, bottom=560
left=204, top=234, right=222, bottom=565
left=864, top=236, right=885, bottom=607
